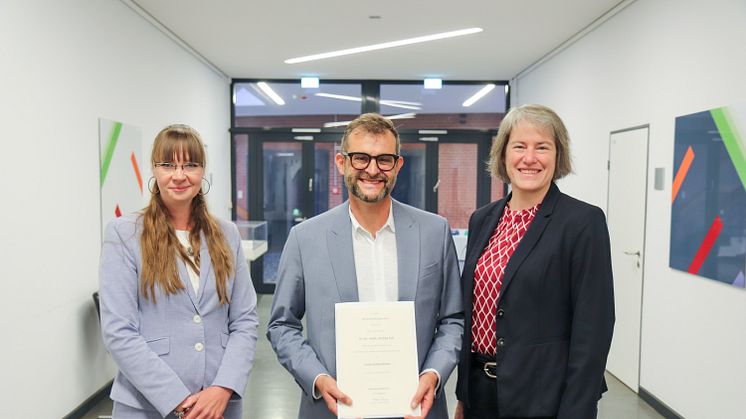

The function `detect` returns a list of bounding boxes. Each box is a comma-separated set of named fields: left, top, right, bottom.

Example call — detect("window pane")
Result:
left=491, top=178, right=505, bottom=202
left=233, top=134, right=249, bottom=221
left=234, top=82, right=362, bottom=128
left=314, top=142, right=344, bottom=215
left=437, top=143, right=478, bottom=229
left=380, top=83, right=506, bottom=130
left=262, top=142, right=303, bottom=284
left=391, top=143, right=426, bottom=210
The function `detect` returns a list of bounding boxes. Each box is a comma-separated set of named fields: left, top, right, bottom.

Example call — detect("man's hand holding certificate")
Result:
left=335, top=302, right=423, bottom=418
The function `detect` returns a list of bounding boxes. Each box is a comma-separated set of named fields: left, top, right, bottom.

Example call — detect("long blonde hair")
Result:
left=140, top=124, right=234, bottom=304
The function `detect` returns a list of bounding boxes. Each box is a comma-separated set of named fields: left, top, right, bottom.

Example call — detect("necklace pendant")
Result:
left=186, top=246, right=194, bottom=257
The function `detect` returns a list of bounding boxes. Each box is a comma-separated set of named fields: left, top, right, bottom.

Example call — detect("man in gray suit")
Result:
left=267, top=113, right=463, bottom=419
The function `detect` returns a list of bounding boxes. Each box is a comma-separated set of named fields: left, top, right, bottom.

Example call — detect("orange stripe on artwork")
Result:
left=131, top=152, right=143, bottom=193
left=671, top=146, right=694, bottom=203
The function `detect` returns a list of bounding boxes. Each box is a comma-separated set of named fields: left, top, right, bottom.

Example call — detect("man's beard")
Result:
left=345, top=171, right=397, bottom=203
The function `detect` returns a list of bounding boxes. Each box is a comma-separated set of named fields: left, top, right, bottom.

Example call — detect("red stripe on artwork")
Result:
left=687, top=216, right=723, bottom=274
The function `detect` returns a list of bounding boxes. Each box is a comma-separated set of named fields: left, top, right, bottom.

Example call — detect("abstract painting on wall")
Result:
left=670, top=104, right=746, bottom=288
left=99, top=119, right=143, bottom=236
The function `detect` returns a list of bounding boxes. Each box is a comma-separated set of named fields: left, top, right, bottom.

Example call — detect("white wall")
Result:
left=0, top=1, right=230, bottom=416
left=513, top=0, right=746, bottom=417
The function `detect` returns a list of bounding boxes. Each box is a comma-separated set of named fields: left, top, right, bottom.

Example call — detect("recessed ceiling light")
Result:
left=294, top=135, right=314, bottom=141
left=292, top=128, right=321, bottom=133
left=285, top=27, right=483, bottom=64
left=462, top=84, right=496, bottom=107
left=419, top=129, right=448, bottom=135
left=257, top=82, right=285, bottom=105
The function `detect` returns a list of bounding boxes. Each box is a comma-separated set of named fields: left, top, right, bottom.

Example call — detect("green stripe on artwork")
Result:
left=100, top=121, right=123, bottom=186
left=711, top=107, right=746, bottom=191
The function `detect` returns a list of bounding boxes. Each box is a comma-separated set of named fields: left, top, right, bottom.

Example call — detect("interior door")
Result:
left=606, top=126, right=649, bottom=392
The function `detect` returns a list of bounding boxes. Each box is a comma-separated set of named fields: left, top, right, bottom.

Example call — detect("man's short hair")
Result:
left=340, top=113, right=401, bottom=154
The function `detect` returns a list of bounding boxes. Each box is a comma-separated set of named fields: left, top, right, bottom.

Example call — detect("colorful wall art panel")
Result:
left=99, top=119, right=143, bottom=234
left=670, top=104, right=746, bottom=288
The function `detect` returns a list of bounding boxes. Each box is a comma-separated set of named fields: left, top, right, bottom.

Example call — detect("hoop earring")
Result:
left=147, top=177, right=159, bottom=194
left=200, top=177, right=211, bottom=195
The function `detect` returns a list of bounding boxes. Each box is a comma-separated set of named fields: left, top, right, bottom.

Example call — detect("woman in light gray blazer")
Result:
left=100, top=124, right=258, bottom=419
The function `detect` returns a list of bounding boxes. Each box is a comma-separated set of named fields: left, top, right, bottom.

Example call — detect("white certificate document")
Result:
left=335, top=301, right=421, bottom=418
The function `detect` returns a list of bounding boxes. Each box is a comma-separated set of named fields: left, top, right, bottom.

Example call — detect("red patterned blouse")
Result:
left=471, top=203, right=540, bottom=355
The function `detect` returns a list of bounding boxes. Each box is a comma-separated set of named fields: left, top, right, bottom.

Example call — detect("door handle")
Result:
left=308, top=178, right=313, bottom=192
left=623, top=250, right=641, bottom=268
left=432, top=179, right=441, bottom=193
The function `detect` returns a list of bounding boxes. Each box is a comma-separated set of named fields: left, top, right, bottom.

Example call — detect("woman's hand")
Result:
left=182, top=386, right=232, bottom=419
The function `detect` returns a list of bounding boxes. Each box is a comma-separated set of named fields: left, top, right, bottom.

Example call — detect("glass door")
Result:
left=261, top=142, right=306, bottom=291
left=234, top=133, right=348, bottom=293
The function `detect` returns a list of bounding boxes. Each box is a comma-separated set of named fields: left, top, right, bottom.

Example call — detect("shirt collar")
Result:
left=348, top=202, right=396, bottom=236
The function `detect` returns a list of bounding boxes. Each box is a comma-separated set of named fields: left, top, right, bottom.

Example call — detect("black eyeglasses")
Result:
left=341, top=151, right=400, bottom=171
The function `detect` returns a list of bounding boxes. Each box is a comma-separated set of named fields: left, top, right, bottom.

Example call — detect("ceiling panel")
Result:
left=132, top=0, right=624, bottom=80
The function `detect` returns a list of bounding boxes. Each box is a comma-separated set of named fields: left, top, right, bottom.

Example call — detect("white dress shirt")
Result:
left=349, top=205, right=398, bottom=302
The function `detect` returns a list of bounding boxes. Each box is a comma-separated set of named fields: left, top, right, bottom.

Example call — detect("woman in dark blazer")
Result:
left=454, top=105, right=615, bottom=419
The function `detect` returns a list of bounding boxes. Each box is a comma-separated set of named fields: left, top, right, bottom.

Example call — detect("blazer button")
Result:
left=194, top=342, right=204, bottom=352
left=193, top=314, right=202, bottom=324
left=496, top=338, right=505, bottom=347
left=496, top=309, right=505, bottom=318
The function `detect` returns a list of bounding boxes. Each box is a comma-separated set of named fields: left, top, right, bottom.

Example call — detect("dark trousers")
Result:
left=464, top=353, right=556, bottom=419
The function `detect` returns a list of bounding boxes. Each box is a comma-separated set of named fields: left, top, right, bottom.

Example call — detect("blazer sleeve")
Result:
left=99, top=221, right=191, bottom=417
left=421, top=219, right=465, bottom=396
left=211, top=223, right=259, bottom=396
left=557, top=207, right=616, bottom=419
left=266, top=227, right=329, bottom=396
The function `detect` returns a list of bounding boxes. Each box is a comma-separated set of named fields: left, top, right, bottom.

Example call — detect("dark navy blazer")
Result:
left=456, top=183, right=615, bottom=419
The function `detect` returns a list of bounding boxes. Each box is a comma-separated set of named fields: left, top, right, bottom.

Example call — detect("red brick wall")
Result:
left=437, top=143, right=478, bottom=229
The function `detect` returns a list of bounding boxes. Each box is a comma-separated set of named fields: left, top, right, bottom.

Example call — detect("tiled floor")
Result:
left=84, top=294, right=664, bottom=419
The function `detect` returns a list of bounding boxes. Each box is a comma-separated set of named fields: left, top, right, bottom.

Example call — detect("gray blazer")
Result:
left=99, top=214, right=258, bottom=417
left=267, top=200, right=464, bottom=419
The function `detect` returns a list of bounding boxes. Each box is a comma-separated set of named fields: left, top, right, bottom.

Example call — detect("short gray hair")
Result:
left=487, top=104, right=573, bottom=183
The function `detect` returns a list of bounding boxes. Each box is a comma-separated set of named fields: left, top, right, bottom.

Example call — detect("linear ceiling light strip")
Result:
left=286, top=27, right=483, bottom=64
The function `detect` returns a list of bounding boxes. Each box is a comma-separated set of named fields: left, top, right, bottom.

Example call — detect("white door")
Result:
left=605, top=126, right=649, bottom=392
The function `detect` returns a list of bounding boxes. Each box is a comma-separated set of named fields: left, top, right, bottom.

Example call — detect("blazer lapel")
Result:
left=327, top=202, right=359, bottom=302
left=177, top=255, right=199, bottom=311
left=498, top=183, right=560, bottom=301
left=393, top=201, right=419, bottom=301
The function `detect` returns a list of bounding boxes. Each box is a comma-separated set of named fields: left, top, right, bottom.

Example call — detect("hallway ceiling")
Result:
left=132, top=0, right=625, bottom=80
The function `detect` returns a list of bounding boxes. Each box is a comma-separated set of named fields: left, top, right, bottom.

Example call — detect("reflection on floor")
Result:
left=84, top=294, right=664, bottom=419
